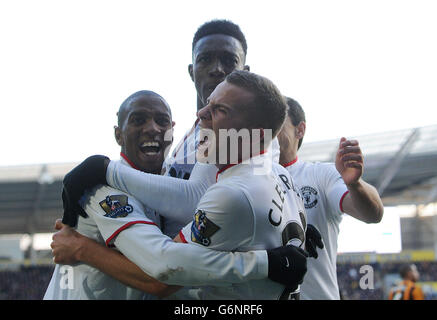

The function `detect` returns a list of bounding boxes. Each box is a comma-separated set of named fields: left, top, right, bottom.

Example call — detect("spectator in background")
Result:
left=388, top=264, right=425, bottom=300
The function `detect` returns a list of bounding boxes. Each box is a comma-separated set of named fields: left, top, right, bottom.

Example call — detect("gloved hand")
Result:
left=267, top=245, right=308, bottom=289
left=61, top=155, right=110, bottom=227
left=305, top=224, right=324, bottom=259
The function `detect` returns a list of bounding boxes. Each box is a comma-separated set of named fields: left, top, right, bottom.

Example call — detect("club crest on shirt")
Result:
left=99, top=195, right=133, bottom=218
left=300, top=186, right=318, bottom=209
left=191, top=209, right=220, bottom=247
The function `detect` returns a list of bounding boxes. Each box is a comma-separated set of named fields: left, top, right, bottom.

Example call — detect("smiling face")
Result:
left=189, top=34, right=248, bottom=110
left=115, top=93, right=174, bottom=174
left=196, top=80, right=254, bottom=166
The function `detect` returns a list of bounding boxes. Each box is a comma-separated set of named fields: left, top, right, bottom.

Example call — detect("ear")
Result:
left=188, top=64, right=194, bottom=82
left=295, top=121, right=306, bottom=140
left=114, top=126, right=123, bottom=147
left=243, top=65, right=250, bottom=71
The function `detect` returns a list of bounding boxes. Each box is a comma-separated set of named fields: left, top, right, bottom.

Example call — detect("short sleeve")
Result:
left=319, top=164, right=349, bottom=222
left=81, top=185, right=159, bottom=247
left=179, top=183, right=254, bottom=251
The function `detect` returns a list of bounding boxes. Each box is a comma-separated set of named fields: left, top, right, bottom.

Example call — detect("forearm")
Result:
left=106, top=161, right=216, bottom=223
left=114, top=224, right=268, bottom=286
left=77, top=236, right=180, bottom=297
left=344, top=179, right=384, bottom=223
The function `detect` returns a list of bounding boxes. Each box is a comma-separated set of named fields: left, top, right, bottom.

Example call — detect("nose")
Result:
left=197, top=105, right=212, bottom=126
left=208, top=59, right=226, bottom=78
left=142, top=119, right=161, bottom=136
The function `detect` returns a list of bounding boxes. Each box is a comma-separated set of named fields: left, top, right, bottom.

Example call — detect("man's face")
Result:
left=196, top=81, right=254, bottom=165
left=189, top=34, right=248, bottom=108
left=116, top=95, right=174, bottom=174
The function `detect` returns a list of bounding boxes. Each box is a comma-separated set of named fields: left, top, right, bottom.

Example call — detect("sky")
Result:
left=1, top=0, right=437, bottom=167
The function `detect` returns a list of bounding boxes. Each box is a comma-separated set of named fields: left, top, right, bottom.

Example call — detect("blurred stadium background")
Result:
left=1, top=124, right=437, bottom=300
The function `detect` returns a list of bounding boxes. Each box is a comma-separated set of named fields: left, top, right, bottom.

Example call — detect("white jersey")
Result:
left=179, top=154, right=307, bottom=300
left=46, top=158, right=271, bottom=300
left=109, top=119, right=281, bottom=238
left=284, top=158, right=349, bottom=300
left=44, top=158, right=157, bottom=300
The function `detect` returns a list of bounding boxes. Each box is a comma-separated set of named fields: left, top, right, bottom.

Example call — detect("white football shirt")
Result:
left=283, top=158, right=349, bottom=300
left=179, top=153, right=307, bottom=300
left=44, top=158, right=154, bottom=300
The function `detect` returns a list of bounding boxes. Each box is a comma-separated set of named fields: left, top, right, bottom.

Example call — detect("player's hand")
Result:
left=335, top=137, right=364, bottom=186
left=305, top=224, right=324, bottom=259
left=51, top=219, right=85, bottom=265
left=266, top=245, right=308, bottom=288
left=61, top=155, right=110, bottom=227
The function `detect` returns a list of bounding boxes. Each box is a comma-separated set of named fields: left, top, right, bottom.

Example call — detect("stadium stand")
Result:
left=0, top=264, right=54, bottom=300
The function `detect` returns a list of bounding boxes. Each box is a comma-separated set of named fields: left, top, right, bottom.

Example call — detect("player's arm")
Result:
left=60, top=155, right=216, bottom=227
left=53, top=189, right=306, bottom=290
left=106, top=160, right=217, bottom=224
left=51, top=220, right=179, bottom=298
left=81, top=185, right=267, bottom=287
left=335, top=137, right=384, bottom=223
left=51, top=219, right=305, bottom=288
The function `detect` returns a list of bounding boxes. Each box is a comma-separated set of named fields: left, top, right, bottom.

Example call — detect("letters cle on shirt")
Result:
left=177, top=152, right=307, bottom=299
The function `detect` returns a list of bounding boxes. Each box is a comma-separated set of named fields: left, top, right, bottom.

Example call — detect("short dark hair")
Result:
left=117, top=90, right=170, bottom=127
left=285, top=97, right=306, bottom=149
left=192, top=19, right=247, bottom=56
left=225, top=70, right=288, bottom=138
left=400, top=265, right=413, bottom=279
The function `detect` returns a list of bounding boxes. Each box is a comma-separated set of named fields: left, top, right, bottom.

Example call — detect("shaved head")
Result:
left=117, top=90, right=172, bottom=128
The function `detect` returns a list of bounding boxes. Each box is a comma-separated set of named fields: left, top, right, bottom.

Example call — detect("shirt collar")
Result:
left=215, top=150, right=268, bottom=182
left=120, top=152, right=138, bottom=169
left=282, top=156, right=298, bottom=168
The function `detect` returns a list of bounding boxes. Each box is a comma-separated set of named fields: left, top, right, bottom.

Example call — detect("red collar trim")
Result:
left=282, top=157, right=298, bottom=168
left=215, top=150, right=267, bottom=182
left=120, top=152, right=139, bottom=170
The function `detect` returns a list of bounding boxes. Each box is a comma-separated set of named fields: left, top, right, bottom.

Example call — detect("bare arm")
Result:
left=51, top=220, right=180, bottom=298
left=336, top=137, right=384, bottom=223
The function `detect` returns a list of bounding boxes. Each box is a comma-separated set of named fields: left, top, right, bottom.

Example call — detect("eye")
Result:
left=131, top=116, right=145, bottom=126
left=222, top=56, right=238, bottom=67
left=213, top=106, right=227, bottom=115
left=197, top=55, right=211, bottom=64
left=155, top=117, right=171, bottom=126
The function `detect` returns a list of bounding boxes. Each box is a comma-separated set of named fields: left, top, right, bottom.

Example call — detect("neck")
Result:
left=120, top=152, right=161, bottom=174
left=279, top=145, right=298, bottom=167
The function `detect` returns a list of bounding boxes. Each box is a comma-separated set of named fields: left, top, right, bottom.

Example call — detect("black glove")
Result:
left=305, top=224, right=324, bottom=259
left=267, top=245, right=308, bottom=289
left=61, top=155, right=110, bottom=227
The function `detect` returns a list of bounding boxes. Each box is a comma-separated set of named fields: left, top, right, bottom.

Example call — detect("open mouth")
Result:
left=139, top=141, right=162, bottom=155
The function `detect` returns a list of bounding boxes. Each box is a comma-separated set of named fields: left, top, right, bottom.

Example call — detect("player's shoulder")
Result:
left=298, top=161, right=339, bottom=179
left=205, top=179, right=248, bottom=202
left=82, top=184, right=144, bottom=215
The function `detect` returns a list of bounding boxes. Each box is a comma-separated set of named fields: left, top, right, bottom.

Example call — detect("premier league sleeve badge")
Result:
left=190, top=209, right=220, bottom=247
left=99, top=195, right=133, bottom=218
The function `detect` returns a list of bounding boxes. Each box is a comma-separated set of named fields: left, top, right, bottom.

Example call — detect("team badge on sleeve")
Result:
left=99, top=195, right=133, bottom=218
left=190, top=209, right=220, bottom=247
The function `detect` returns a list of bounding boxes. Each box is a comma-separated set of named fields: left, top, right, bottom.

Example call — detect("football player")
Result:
left=277, top=97, right=384, bottom=299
